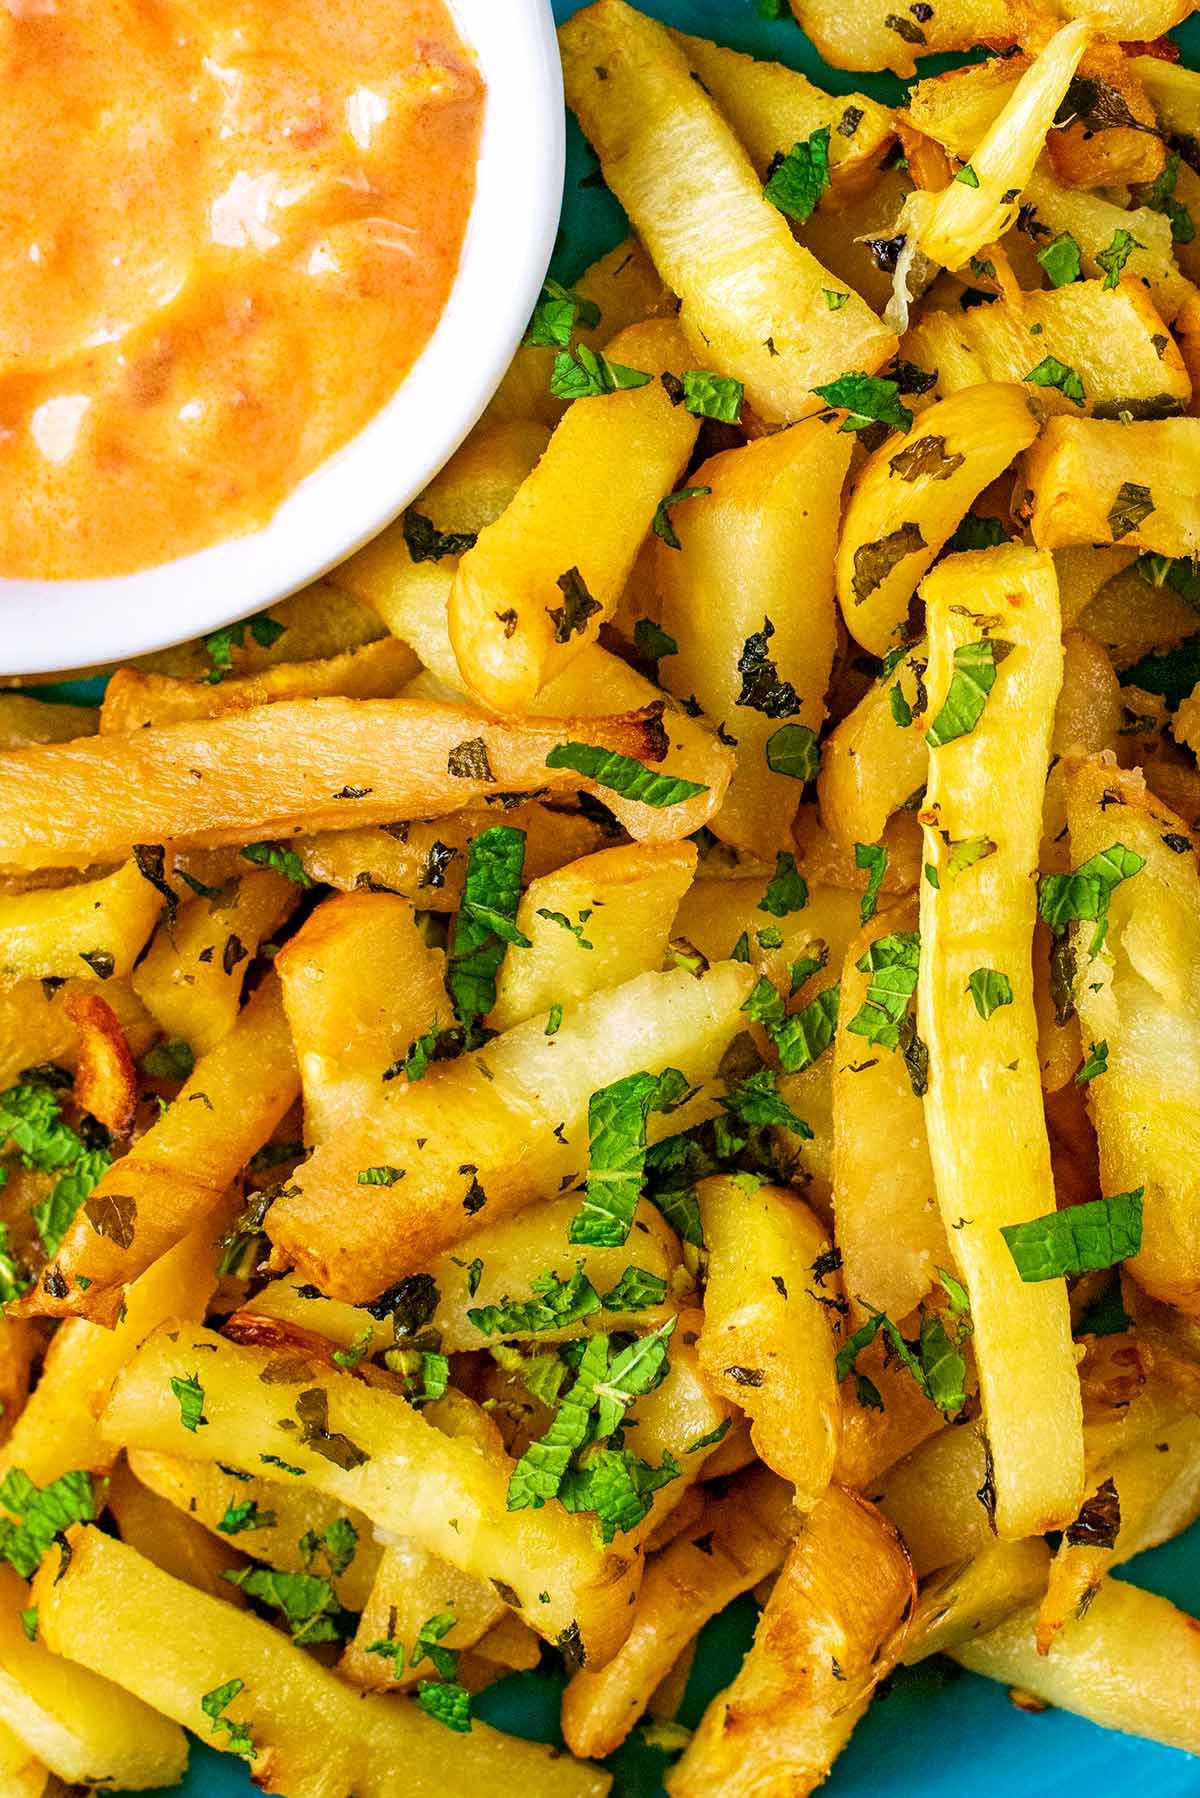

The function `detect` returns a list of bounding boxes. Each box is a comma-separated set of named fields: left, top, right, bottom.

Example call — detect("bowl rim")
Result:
left=0, top=0, right=564, bottom=677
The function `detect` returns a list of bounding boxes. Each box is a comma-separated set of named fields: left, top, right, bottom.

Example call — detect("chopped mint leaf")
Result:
left=524, top=277, right=601, bottom=349
left=536, top=908, right=594, bottom=949
left=847, top=932, right=919, bottom=1053
left=633, top=617, right=679, bottom=659
left=1000, top=1188, right=1143, bottom=1281
left=569, top=1069, right=691, bottom=1247
left=944, top=513, right=1009, bottom=553
left=550, top=344, right=652, bottom=399
left=225, top=1566, right=350, bottom=1646
left=402, top=510, right=478, bottom=564
left=357, top=1166, right=405, bottom=1187
left=966, top=968, right=1013, bottom=1019
left=737, top=616, right=802, bottom=718
left=824, top=289, right=850, bottom=309
left=1024, top=356, right=1086, bottom=408
left=558, top=1444, right=679, bottom=1542
left=765, top=722, right=819, bottom=782
left=759, top=850, right=808, bottom=918
left=416, top=1680, right=472, bottom=1732
left=141, top=1038, right=195, bottom=1081
left=811, top=372, right=913, bottom=435
left=1036, top=232, right=1082, bottom=287
left=200, top=1679, right=256, bottom=1761
left=1095, top=227, right=1144, bottom=290
left=240, top=842, right=313, bottom=887
left=469, top=1267, right=601, bottom=1338
left=600, top=1266, right=669, bottom=1311
left=1038, top=843, right=1144, bottom=955
left=764, top=127, right=832, bottom=225
left=837, top=1270, right=972, bottom=1416
left=202, top=612, right=284, bottom=684
left=545, top=1002, right=564, bottom=1036
left=720, top=1068, right=811, bottom=1136
left=652, top=486, right=711, bottom=551
left=855, top=843, right=888, bottom=924
left=925, top=638, right=1014, bottom=748
left=1076, top=1040, right=1109, bottom=1084
left=1108, top=482, right=1155, bottom=542
left=743, top=976, right=840, bottom=1074
left=0, top=1469, right=98, bottom=1579
left=217, top=1498, right=277, bottom=1536
left=545, top=742, right=707, bottom=808
left=955, top=163, right=981, bottom=187
left=171, top=1372, right=208, bottom=1434
left=679, top=370, right=743, bottom=422
left=446, top=826, right=527, bottom=1036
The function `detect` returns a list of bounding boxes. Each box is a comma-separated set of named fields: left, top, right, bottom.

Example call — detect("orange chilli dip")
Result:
left=0, top=0, right=485, bottom=579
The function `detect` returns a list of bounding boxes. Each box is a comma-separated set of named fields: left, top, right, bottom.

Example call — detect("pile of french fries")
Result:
left=2, top=0, right=1200, bottom=1791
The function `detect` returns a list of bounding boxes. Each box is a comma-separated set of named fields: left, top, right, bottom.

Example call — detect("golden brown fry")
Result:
left=788, top=0, right=1012, bottom=79
left=656, top=419, right=851, bottom=860
left=817, top=644, right=929, bottom=847
left=0, top=977, right=157, bottom=1091
left=560, top=1, right=895, bottom=423
left=276, top=891, right=451, bottom=1142
left=33, top=1528, right=613, bottom=1798
left=267, top=962, right=753, bottom=1301
left=0, top=699, right=670, bottom=872
left=1026, top=417, right=1200, bottom=557
left=902, top=1537, right=1053, bottom=1664
left=450, top=318, right=699, bottom=713
left=106, top=1459, right=250, bottom=1604
left=562, top=1466, right=797, bottom=1758
left=0, top=859, right=163, bottom=982
left=101, top=1323, right=640, bottom=1666
left=98, top=637, right=419, bottom=733
left=340, top=1541, right=506, bottom=1692
left=696, top=1178, right=841, bottom=1506
left=64, top=988, right=137, bottom=1136
left=22, top=977, right=297, bottom=1321
left=666, top=1487, right=913, bottom=1798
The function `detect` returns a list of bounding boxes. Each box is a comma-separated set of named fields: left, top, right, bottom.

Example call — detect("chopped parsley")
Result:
left=1000, top=1188, right=1143, bottom=1281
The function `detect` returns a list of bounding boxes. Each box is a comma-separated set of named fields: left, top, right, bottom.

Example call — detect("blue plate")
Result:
left=103, top=2, right=1200, bottom=1791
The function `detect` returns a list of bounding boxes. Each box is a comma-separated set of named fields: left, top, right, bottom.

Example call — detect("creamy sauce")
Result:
left=0, top=0, right=484, bottom=578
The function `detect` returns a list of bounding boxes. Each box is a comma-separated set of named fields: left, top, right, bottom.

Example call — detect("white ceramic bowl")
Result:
left=0, top=0, right=564, bottom=677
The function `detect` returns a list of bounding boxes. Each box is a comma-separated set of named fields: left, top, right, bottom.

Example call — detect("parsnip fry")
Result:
left=32, top=1528, right=612, bottom=1798
left=656, top=419, right=851, bottom=859
left=0, top=977, right=157, bottom=1090
left=671, top=33, right=894, bottom=195
left=696, top=1178, right=841, bottom=1506
left=65, top=989, right=137, bottom=1136
left=0, top=859, right=162, bottom=984
left=0, top=695, right=96, bottom=750
left=836, top=384, right=1038, bottom=656
left=903, top=1538, right=1053, bottom=1664
left=106, top=1459, right=250, bottom=1605
left=0, top=699, right=669, bottom=872
left=788, top=0, right=1011, bottom=79
left=277, top=892, right=451, bottom=1143
left=267, top=962, right=753, bottom=1300
left=490, top=843, right=696, bottom=1032
left=1017, top=168, right=1190, bottom=323
left=1066, top=761, right=1200, bottom=1313
left=23, top=976, right=297, bottom=1321
left=561, top=1466, right=797, bottom=1758
left=99, top=637, right=419, bottom=733
left=917, top=546, right=1084, bottom=1537
left=133, top=868, right=297, bottom=1055
left=101, top=1324, right=640, bottom=1666
left=666, top=1487, right=913, bottom=1798
left=1027, top=417, right=1200, bottom=558
left=901, top=24, right=1089, bottom=273
left=559, top=1, right=895, bottom=425
left=0, top=1563, right=187, bottom=1791
left=340, top=1540, right=504, bottom=1691
left=952, top=1577, right=1200, bottom=1754
left=450, top=319, right=698, bottom=713
left=818, top=645, right=929, bottom=847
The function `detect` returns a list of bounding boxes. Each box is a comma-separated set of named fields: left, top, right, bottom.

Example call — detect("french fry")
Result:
left=1053, top=546, right=1139, bottom=630
left=32, top=1528, right=612, bottom=1798
left=787, top=0, right=1012, bottom=79
left=0, top=696, right=97, bottom=750
left=817, top=645, right=930, bottom=847
left=99, top=637, right=420, bottom=733
left=0, top=1206, right=225, bottom=1487
left=899, top=24, right=1089, bottom=274
left=1066, top=760, right=1200, bottom=1313
left=0, top=859, right=162, bottom=984
left=621, top=1307, right=735, bottom=1546
left=294, top=803, right=612, bottom=912
left=331, top=421, right=552, bottom=688
left=666, top=1486, right=913, bottom=1798
left=872, top=1419, right=998, bottom=1575
left=1026, top=416, right=1200, bottom=558
left=696, top=1177, right=841, bottom=1507
left=834, top=901, right=950, bottom=1325
left=0, top=699, right=670, bottom=872
left=0, top=976, right=157, bottom=1091
left=127, top=1448, right=382, bottom=1611
left=276, top=892, right=451, bottom=1142
left=670, top=33, right=894, bottom=196
left=559, top=1, right=895, bottom=424
left=0, top=1320, right=37, bottom=1450
left=134, top=578, right=386, bottom=682
left=561, top=1466, right=797, bottom=1758
left=490, top=843, right=695, bottom=1031
left=655, top=419, right=852, bottom=859
left=23, top=976, right=297, bottom=1321
left=799, top=163, right=921, bottom=316
left=905, top=283, right=1189, bottom=421
left=0, top=1562, right=188, bottom=1791
left=340, top=1540, right=505, bottom=1691
left=902, top=1538, right=1053, bottom=1664
left=485, top=240, right=672, bottom=431
left=836, top=384, right=1039, bottom=656
left=952, top=1576, right=1200, bottom=1753
left=249, top=1193, right=681, bottom=1353
left=65, top=989, right=137, bottom=1136
left=106, top=1458, right=250, bottom=1604
left=449, top=319, right=699, bottom=713
left=101, top=1323, right=641, bottom=1665
left=1039, top=630, right=1123, bottom=872
left=1017, top=167, right=1191, bottom=322
left=917, top=546, right=1085, bottom=1537
left=133, top=868, right=298, bottom=1056
left=267, top=962, right=753, bottom=1301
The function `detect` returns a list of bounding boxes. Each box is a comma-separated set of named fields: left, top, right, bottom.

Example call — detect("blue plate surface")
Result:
left=96, top=1, right=1200, bottom=1792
